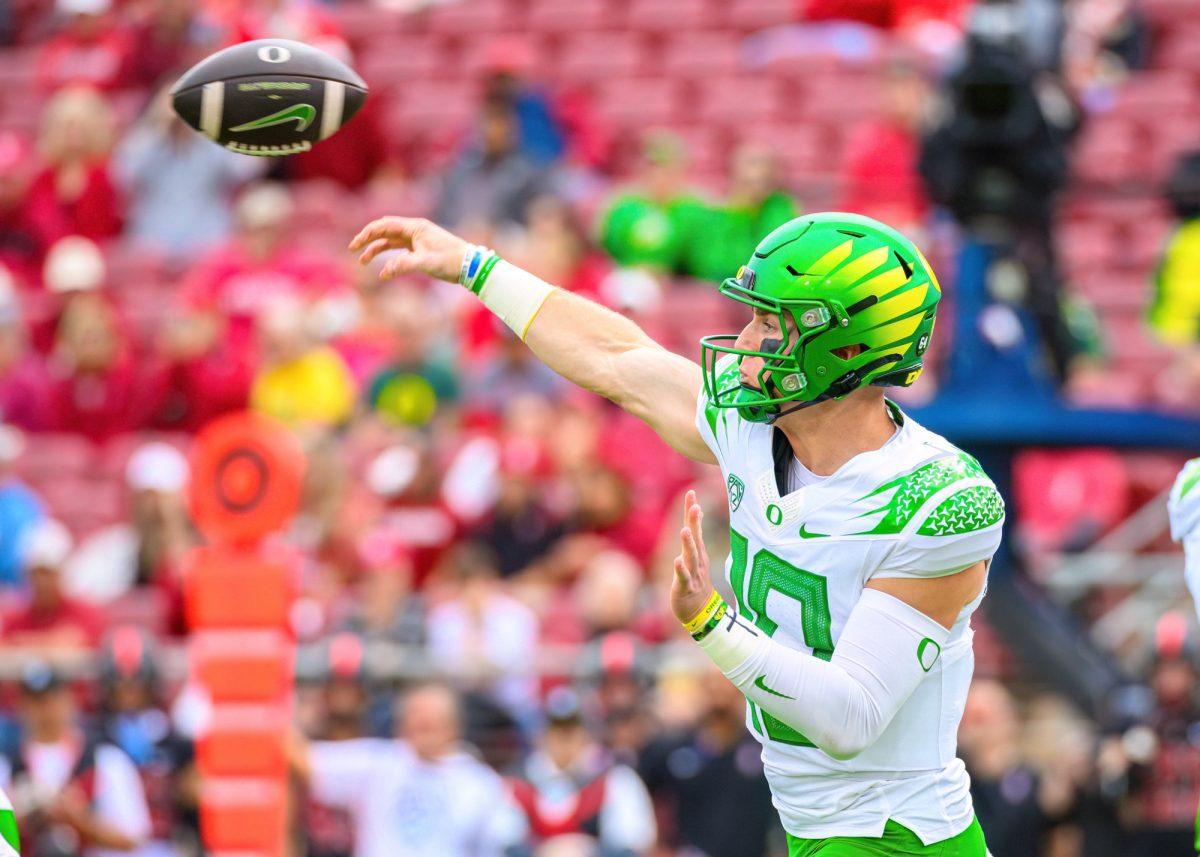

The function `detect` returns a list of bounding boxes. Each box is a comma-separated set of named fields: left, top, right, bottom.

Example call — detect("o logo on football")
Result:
left=258, top=45, right=291, bottom=64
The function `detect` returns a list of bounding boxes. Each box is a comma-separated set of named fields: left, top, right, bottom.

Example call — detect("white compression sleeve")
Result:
left=697, top=588, right=951, bottom=760
left=1184, top=535, right=1200, bottom=622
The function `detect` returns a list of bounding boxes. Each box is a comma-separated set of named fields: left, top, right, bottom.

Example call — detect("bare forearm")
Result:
left=523, top=286, right=657, bottom=404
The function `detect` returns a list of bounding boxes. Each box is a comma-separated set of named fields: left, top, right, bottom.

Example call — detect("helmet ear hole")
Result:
left=831, top=343, right=867, bottom=361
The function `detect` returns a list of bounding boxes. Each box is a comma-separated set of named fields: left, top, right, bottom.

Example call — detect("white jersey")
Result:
left=695, top=370, right=1004, bottom=844
left=1169, top=458, right=1200, bottom=613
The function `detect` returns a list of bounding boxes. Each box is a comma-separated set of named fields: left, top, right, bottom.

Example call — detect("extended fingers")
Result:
left=348, top=216, right=418, bottom=252
left=357, top=237, right=391, bottom=266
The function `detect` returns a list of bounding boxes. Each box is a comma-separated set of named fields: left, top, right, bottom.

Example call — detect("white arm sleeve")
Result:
left=698, top=588, right=951, bottom=760
left=1170, top=460, right=1200, bottom=621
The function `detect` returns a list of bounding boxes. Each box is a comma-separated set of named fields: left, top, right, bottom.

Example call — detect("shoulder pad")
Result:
left=855, top=452, right=998, bottom=536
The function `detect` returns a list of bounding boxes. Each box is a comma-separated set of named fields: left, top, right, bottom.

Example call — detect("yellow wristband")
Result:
left=683, top=590, right=725, bottom=636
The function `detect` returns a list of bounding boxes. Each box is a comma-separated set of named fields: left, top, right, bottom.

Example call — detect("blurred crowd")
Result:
left=0, top=0, right=1198, bottom=856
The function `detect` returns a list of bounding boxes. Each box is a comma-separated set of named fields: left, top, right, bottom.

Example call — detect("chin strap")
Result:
left=761, top=354, right=906, bottom=423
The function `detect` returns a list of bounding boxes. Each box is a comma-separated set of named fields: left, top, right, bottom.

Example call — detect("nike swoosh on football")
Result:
left=754, top=675, right=794, bottom=700
left=230, top=103, right=317, bottom=133
left=798, top=523, right=829, bottom=539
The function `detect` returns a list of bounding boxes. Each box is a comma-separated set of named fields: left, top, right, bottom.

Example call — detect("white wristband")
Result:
left=477, top=260, right=557, bottom=341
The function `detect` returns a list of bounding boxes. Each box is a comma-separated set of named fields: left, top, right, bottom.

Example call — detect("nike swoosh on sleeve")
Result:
left=754, top=675, right=795, bottom=700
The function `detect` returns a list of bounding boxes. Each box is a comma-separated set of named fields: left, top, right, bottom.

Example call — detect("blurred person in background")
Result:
left=574, top=632, right=656, bottom=767
left=332, top=553, right=425, bottom=649
left=839, top=58, right=931, bottom=236
left=687, top=145, right=798, bottom=285
left=478, top=38, right=565, bottom=168
left=40, top=255, right=162, bottom=442
left=1101, top=653, right=1200, bottom=857
left=250, top=295, right=357, bottom=430
left=291, top=681, right=525, bottom=857
left=464, top=325, right=565, bottom=415
left=98, top=627, right=197, bottom=857
left=2, top=519, right=102, bottom=654
left=435, top=96, right=548, bottom=231
left=919, top=3, right=1075, bottom=383
left=296, top=634, right=372, bottom=857
left=24, top=86, right=122, bottom=253
left=1148, top=150, right=1200, bottom=409
left=0, top=266, right=46, bottom=429
left=0, top=425, right=44, bottom=588
left=957, top=680, right=1076, bottom=857
left=1061, top=0, right=1148, bottom=101
left=123, top=0, right=214, bottom=91
left=64, top=442, right=193, bottom=633
left=114, top=85, right=264, bottom=263
left=508, top=688, right=656, bottom=856
left=599, top=132, right=706, bottom=276
left=35, top=0, right=131, bottom=94
left=163, top=182, right=346, bottom=428
left=0, top=660, right=150, bottom=857
left=363, top=281, right=458, bottom=429
left=426, top=542, right=539, bottom=724
left=639, top=668, right=779, bottom=857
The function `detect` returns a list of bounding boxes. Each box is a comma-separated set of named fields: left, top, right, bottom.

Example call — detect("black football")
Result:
left=171, top=39, right=368, bottom=157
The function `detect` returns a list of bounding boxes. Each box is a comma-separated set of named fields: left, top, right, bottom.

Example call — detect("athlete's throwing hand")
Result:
left=348, top=216, right=468, bottom=282
left=672, top=490, right=715, bottom=624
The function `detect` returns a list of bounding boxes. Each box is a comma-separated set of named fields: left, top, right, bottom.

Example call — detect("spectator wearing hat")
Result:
left=35, top=0, right=133, bottom=94
left=0, top=426, right=45, bottom=588
left=508, top=687, right=656, bottom=856
left=292, top=681, right=526, bottom=857
left=98, top=626, right=197, bottom=857
left=0, top=660, right=150, bottom=857
left=64, top=442, right=193, bottom=633
left=2, top=520, right=102, bottom=654
left=114, top=85, right=265, bottom=263
left=638, top=668, right=778, bottom=857
left=23, top=86, right=123, bottom=254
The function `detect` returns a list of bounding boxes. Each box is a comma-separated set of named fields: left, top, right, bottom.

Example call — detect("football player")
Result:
left=349, top=212, right=1004, bottom=856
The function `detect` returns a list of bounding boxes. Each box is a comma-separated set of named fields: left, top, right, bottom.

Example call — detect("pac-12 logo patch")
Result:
left=727, top=474, right=745, bottom=511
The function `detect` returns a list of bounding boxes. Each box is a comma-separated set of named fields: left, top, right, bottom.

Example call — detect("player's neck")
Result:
left=774, top=390, right=897, bottom=478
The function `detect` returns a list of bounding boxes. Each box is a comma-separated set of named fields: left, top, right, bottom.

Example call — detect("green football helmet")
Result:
left=700, top=212, right=941, bottom=423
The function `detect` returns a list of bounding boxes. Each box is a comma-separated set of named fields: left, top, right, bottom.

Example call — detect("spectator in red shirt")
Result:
left=123, top=0, right=215, bottom=90
left=0, top=265, right=47, bottom=430
left=41, top=274, right=163, bottom=442
left=838, top=59, right=931, bottom=236
left=35, top=0, right=133, bottom=94
left=160, top=182, right=347, bottom=428
left=3, top=519, right=102, bottom=653
left=23, top=86, right=123, bottom=254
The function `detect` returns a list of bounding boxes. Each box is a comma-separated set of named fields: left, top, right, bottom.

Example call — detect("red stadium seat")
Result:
left=625, top=0, right=714, bottom=31
left=424, top=0, right=513, bottom=34
left=527, top=0, right=614, bottom=32
left=593, top=77, right=684, bottom=128
left=389, top=79, right=478, bottom=130
left=660, top=31, right=744, bottom=79
left=555, top=32, right=650, bottom=83
left=725, top=0, right=797, bottom=30
left=695, top=76, right=782, bottom=125
left=358, top=40, right=451, bottom=85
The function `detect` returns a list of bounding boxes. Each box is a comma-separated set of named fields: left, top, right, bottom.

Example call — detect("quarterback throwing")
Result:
left=349, top=212, right=1004, bottom=857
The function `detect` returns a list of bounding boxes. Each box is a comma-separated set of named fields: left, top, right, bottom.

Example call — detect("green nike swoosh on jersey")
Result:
left=797, top=523, right=829, bottom=539
left=230, top=103, right=317, bottom=133
left=754, top=675, right=794, bottom=700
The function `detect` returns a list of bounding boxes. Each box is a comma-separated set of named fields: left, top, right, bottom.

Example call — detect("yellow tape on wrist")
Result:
left=682, top=590, right=725, bottom=636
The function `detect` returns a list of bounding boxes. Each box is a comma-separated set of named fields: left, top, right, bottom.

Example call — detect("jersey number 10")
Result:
left=729, top=528, right=835, bottom=747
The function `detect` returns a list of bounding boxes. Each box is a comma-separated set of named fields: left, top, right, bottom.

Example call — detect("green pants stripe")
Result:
left=787, top=817, right=988, bottom=856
